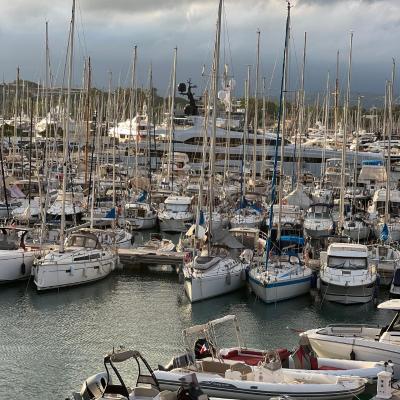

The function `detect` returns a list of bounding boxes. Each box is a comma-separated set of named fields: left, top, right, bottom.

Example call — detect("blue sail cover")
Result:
left=105, top=208, right=116, bottom=219
left=279, top=235, right=305, bottom=246
left=199, top=210, right=205, bottom=226
left=381, top=223, right=389, bottom=242
left=137, top=190, right=148, bottom=203
left=362, top=160, right=383, bottom=166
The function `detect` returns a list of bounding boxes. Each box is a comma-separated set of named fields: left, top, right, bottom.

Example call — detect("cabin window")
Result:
left=328, top=256, right=367, bottom=270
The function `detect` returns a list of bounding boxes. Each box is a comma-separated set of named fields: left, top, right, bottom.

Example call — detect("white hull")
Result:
left=34, top=256, right=116, bottom=291
left=125, top=216, right=157, bottom=230
left=184, top=270, right=245, bottom=302
left=305, top=329, right=400, bottom=378
left=342, top=226, right=370, bottom=241
left=0, top=251, right=35, bottom=282
left=249, top=271, right=312, bottom=303
left=154, top=369, right=365, bottom=400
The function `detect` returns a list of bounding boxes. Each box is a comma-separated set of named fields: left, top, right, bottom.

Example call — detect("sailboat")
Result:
left=32, top=0, right=118, bottom=291
left=248, top=4, right=312, bottom=304
left=183, top=1, right=248, bottom=303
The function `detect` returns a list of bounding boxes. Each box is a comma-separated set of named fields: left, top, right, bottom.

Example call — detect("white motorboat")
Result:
left=137, top=233, right=175, bottom=253
left=155, top=357, right=366, bottom=400
left=0, top=227, right=36, bottom=283
left=158, top=196, right=194, bottom=233
left=303, top=204, right=334, bottom=239
left=368, top=244, right=400, bottom=286
left=302, top=299, right=400, bottom=378
left=33, top=229, right=117, bottom=291
left=319, top=243, right=377, bottom=304
left=124, top=202, right=157, bottom=230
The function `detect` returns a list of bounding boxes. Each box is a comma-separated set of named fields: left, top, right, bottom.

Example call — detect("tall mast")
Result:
left=167, top=48, right=177, bottom=185
left=277, top=3, right=290, bottom=241
left=130, top=46, right=137, bottom=180
left=12, top=66, right=19, bottom=176
left=208, top=0, right=222, bottom=254
left=296, top=32, right=307, bottom=188
left=266, top=1, right=291, bottom=268
left=321, top=72, right=330, bottom=178
left=1, top=82, right=9, bottom=218
left=59, top=0, right=76, bottom=252
left=84, top=57, right=91, bottom=186
left=334, top=50, right=340, bottom=149
left=261, top=77, right=267, bottom=181
left=339, top=32, right=353, bottom=232
left=252, top=29, right=260, bottom=184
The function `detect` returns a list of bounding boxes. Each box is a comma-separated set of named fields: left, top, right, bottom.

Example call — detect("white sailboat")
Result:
left=183, top=4, right=248, bottom=303
left=0, top=228, right=36, bottom=282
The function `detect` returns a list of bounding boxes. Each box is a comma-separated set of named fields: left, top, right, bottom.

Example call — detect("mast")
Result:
left=130, top=46, right=137, bottom=180
left=334, top=50, right=340, bottom=149
left=167, top=48, right=177, bottom=186
left=321, top=72, right=330, bottom=178
left=12, top=66, right=19, bottom=176
left=296, top=32, right=307, bottom=188
left=208, top=0, right=223, bottom=254
left=277, top=3, right=290, bottom=241
left=339, top=32, right=353, bottom=232
left=84, top=57, right=91, bottom=187
left=252, top=29, right=260, bottom=184
left=59, top=0, right=75, bottom=252
left=241, top=66, right=251, bottom=209
left=266, top=1, right=291, bottom=268
left=147, top=64, right=153, bottom=203
left=261, top=77, right=266, bottom=180
left=1, top=82, right=9, bottom=218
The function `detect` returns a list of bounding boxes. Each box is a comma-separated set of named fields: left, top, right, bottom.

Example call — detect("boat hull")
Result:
left=304, top=329, right=400, bottom=378
left=33, top=256, right=116, bottom=291
left=248, top=273, right=311, bottom=303
left=320, top=279, right=375, bottom=304
left=154, top=369, right=365, bottom=400
left=0, top=251, right=35, bottom=282
left=159, top=219, right=190, bottom=233
left=126, top=216, right=157, bottom=230
left=184, top=270, right=245, bottom=302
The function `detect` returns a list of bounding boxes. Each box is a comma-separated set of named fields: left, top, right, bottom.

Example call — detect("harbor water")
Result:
left=0, top=263, right=395, bottom=400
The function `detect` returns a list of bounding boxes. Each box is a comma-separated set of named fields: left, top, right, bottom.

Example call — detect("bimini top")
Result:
left=378, top=299, right=400, bottom=311
left=327, top=243, right=368, bottom=258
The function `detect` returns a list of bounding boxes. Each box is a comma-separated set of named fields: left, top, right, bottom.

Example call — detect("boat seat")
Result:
left=200, top=360, right=231, bottom=375
left=230, top=362, right=252, bottom=376
left=159, top=390, right=177, bottom=400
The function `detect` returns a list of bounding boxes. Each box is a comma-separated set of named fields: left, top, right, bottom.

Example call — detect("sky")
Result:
left=0, top=0, right=399, bottom=103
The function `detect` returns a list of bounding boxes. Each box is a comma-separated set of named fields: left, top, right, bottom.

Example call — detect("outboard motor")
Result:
left=177, top=373, right=208, bottom=400
left=159, top=352, right=195, bottom=371
left=78, top=372, right=110, bottom=400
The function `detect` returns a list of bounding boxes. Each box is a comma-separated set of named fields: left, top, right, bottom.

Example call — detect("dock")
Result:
left=118, top=248, right=184, bottom=266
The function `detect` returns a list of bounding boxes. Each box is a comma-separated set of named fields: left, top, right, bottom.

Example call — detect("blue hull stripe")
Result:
left=249, top=274, right=311, bottom=288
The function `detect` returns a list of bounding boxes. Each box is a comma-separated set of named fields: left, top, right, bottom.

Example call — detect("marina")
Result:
left=1, top=0, right=400, bottom=399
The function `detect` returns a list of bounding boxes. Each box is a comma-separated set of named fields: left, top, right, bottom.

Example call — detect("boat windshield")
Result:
left=66, top=234, right=100, bottom=249
left=165, top=204, right=188, bottom=212
left=328, top=256, right=367, bottom=270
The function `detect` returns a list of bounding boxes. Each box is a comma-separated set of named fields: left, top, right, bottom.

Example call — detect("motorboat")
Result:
left=136, top=233, right=175, bottom=253
left=319, top=243, right=377, bottom=304
left=71, top=347, right=220, bottom=400
left=155, top=317, right=366, bottom=400
left=124, top=202, right=157, bottom=231
left=0, top=227, right=36, bottom=283
left=303, top=204, right=334, bottom=239
left=302, top=299, right=400, bottom=378
left=33, top=229, right=117, bottom=291
left=158, top=196, right=194, bottom=233
left=368, top=244, right=400, bottom=286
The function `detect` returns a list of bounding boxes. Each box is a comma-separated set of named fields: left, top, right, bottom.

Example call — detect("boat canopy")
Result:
left=279, top=236, right=305, bottom=246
